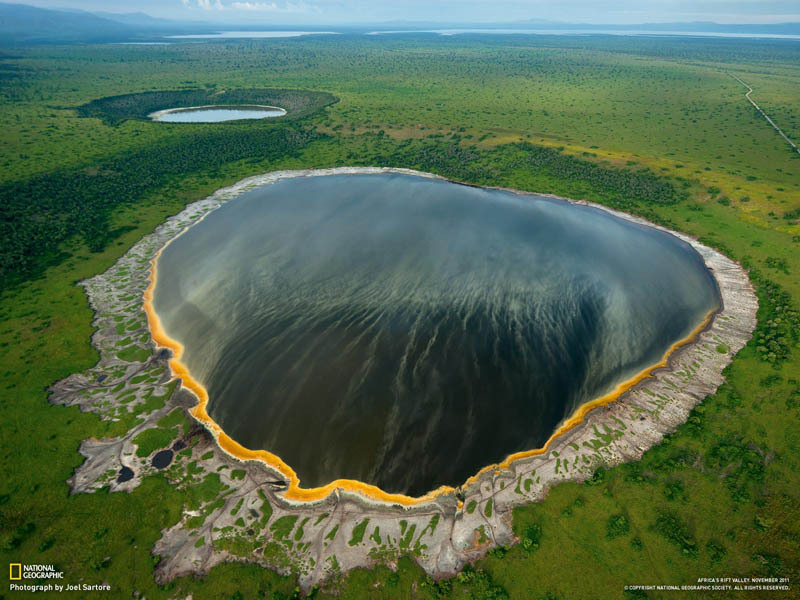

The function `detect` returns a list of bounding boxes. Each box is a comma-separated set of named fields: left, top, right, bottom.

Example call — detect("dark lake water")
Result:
left=150, top=106, right=286, bottom=123
left=153, top=173, right=720, bottom=495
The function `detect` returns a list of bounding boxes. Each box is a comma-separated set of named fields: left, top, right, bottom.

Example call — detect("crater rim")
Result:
left=143, top=167, right=725, bottom=507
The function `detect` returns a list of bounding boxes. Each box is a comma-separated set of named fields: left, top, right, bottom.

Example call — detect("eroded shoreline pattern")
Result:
left=50, top=167, right=758, bottom=590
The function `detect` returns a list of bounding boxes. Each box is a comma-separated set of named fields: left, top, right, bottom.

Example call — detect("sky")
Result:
left=17, top=0, right=800, bottom=25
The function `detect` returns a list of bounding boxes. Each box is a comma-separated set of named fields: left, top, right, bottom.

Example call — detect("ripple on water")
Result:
left=152, top=173, right=721, bottom=496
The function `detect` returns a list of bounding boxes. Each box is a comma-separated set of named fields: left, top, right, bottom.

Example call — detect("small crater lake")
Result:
left=149, top=105, right=287, bottom=123
left=152, top=173, right=721, bottom=496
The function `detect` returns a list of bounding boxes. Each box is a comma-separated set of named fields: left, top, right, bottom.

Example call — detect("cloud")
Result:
left=230, top=1, right=317, bottom=12
left=231, top=1, right=277, bottom=8
left=173, top=0, right=324, bottom=19
left=190, top=0, right=224, bottom=9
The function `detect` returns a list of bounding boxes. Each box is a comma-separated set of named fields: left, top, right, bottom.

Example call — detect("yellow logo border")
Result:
left=9, top=563, right=22, bottom=580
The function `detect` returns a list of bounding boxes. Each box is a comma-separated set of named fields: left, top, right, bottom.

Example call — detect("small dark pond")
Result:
left=117, top=466, right=134, bottom=483
left=151, top=449, right=174, bottom=470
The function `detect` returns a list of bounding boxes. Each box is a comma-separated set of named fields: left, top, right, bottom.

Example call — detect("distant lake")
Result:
left=168, top=31, right=338, bottom=39
left=162, top=29, right=800, bottom=42
left=153, top=173, right=721, bottom=496
left=368, top=29, right=800, bottom=40
left=149, top=105, right=286, bottom=123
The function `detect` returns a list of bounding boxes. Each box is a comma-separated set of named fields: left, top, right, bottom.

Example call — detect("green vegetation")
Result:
left=324, top=524, right=339, bottom=542
left=519, top=523, right=542, bottom=553
left=269, top=516, right=298, bottom=543
left=157, top=407, right=190, bottom=434
left=348, top=519, right=370, bottom=546
left=133, top=426, right=176, bottom=458
left=116, top=344, right=152, bottom=363
left=0, top=33, right=798, bottom=600
left=651, top=511, right=699, bottom=558
left=606, top=513, right=631, bottom=539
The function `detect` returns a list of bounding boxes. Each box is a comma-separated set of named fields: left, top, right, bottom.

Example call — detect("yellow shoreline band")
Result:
left=143, top=242, right=715, bottom=507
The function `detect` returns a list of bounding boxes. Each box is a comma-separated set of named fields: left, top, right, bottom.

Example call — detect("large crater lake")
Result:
left=152, top=173, right=721, bottom=496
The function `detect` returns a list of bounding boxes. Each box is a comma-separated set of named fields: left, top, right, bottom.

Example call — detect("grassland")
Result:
left=0, top=34, right=798, bottom=599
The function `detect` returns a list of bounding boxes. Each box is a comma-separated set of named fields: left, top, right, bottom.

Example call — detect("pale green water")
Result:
left=151, top=106, right=286, bottom=123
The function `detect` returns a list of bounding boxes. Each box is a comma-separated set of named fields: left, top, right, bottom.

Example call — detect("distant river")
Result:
left=168, top=31, right=338, bottom=39
left=152, top=173, right=720, bottom=495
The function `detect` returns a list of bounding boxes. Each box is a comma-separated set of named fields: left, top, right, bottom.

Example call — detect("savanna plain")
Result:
left=1, top=33, right=799, bottom=599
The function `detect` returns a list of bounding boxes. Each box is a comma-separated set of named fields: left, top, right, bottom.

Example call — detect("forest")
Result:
left=0, top=123, right=323, bottom=288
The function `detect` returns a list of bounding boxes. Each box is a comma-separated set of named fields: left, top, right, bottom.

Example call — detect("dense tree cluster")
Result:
left=748, top=269, right=799, bottom=364
left=395, top=143, right=485, bottom=183
left=367, top=138, right=686, bottom=208
left=514, top=142, right=685, bottom=205
left=0, top=124, right=324, bottom=289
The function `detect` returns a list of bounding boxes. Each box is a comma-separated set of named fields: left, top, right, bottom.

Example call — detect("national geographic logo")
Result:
left=9, top=563, right=112, bottom=593
left=8, top=563, right=64, bottom=580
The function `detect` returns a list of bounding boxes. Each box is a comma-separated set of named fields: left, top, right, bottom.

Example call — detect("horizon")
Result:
left=9, top=0, right=800, bottom=26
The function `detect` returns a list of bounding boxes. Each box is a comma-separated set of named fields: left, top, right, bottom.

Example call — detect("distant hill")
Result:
left=0, top=2, right=134, bottom=43
left=93, top=11, right=173, bottom=27
left=93, top=11, right=211, bottom=31
left=0, top=3, right=798, bottom=44
left=0, top=3, right=223, bottom=44
left=511, top=19, right=800, bottom=35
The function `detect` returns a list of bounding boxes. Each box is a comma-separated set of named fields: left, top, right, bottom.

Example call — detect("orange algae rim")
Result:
left=143, top=243, right=452, bottom=507
left=143, top=233, right=717, bottom=507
